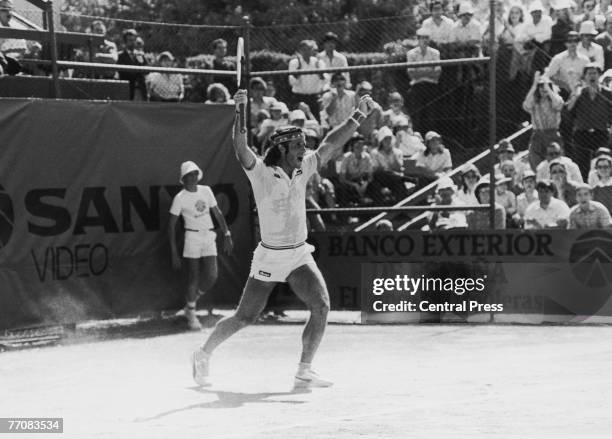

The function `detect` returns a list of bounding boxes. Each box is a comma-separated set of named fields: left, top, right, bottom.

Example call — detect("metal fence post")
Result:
left=488, top=0, right=497, bottom=229
left=46, top=1, right=61, bottom=99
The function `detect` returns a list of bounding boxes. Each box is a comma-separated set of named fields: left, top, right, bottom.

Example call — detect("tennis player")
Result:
left=192, top=89, right=375, bottom=387
left=169, top=161, right=233, bottom=330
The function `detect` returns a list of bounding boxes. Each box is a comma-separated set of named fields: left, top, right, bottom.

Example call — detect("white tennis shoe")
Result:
left=184, top=306, right=202, bottom=331
left=294, top=368, right=333, bottom=388
left=192, top=349, right=210, bottom=386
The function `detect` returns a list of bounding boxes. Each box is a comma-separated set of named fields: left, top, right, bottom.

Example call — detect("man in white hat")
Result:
left=427, top=176, right=468, bottom=230
left=407, top=27, right=441, bottom=133
left=168, top=161, right=233, bottom=330
left=450, top=2, right=482, bottom=51
left=577, top=20, right=604, bottom=70
left=516, top=1, right=553, bottom=71
left=191, top=89, right=376, bottom=388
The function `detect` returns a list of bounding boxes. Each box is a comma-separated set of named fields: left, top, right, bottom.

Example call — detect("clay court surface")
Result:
left=2, top=323, right=612, bottom=438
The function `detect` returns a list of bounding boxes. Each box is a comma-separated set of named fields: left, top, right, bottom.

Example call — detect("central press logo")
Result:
left=569, top=230, right=612, bottom=288
left=0, top=184, right=14, bottom=249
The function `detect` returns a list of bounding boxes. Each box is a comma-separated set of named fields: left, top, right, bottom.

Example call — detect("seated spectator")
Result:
left=566, top=62, right=612, bottom=179
left=306, top=131, right=337, bottom=229
left=499, top=160, right=523, bottom=194
left=573, top=0, right=605, bottom=30
left=257, top=101, right=287, bottom=148
left=592, top=154, right=612, bottom=213
left=522, top=72, right=564, bottom=171
left=288, top=40, right=325, bottom=121
left=456, top=164, right=481, bottom=205
left=569, top=182, right=612, bottom=228
left=321, top=72, right=356, bottom=129
left=382, top=92, right=411, bottom=128
left=514, top=170, right=539, bottom=227
left=204, top=82, right=231, bottom=104
left=118, top=29, right=148, bottom=101
left=406, top=27, right=441, bottom=133
left=205, top=38, right=235, bottom=95
left=450, top=3, right=483, bottom=57
left=413, top=131, right=452, bottom=181
left=338, top=134, right=375, bottom=206
left=393, top=115, right=426, bottom=157
left=371, top=126, right=410, bottom=203
left=354, top=81, right=384, bottom=138
left=594, top=14, right=612, bottom=70
left=317, top=32, right=350, bottom=89
left=375, top=219, right=394, bottom=231
left=501, top=4, right=525, bottom=47
left=427, top=177, right=468, bottom=230
left=294, top=103, right=322, bottom=135
left=536, top=142, right=584, bottom=183
left=524, top=179, right=571, bottom=229
left=493, top=139, right=530, bottom=181
left=546, top=31, right=590, bottom=98
left=550, top=160, right=579, bottom=207
left=420, top=1, right=454, bottom=49
left=74, top=20, right=117, bottom=80
left=578, top=21, right=604, bottom=69
left=0, top=0, right=35, bottom=60
left=147, top=52, right=184, bottom=102
left=496, top=175, right=518, bottom=218
left=482, top=0, right=505, bottom=45
left=467, top=176, right=506, bottom=229
left=588, top=147, right=612, bottom=185
left=249, top=77, right=277, bottom=129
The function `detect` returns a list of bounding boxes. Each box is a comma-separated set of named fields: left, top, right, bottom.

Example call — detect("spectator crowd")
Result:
left=2, top=0, right=612, bottom=230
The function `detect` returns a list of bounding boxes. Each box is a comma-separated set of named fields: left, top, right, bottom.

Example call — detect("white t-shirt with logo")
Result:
left=245, top=152, right=318, bottom=247
left=169, top=185, right=217, bottom=231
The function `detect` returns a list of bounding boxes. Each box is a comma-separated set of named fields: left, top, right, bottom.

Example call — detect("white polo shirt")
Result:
left=524, top=198, right=570, bottom=229
left=245, top=152, right=319, bottom=247
left=169, top=185, right=217, bottom=231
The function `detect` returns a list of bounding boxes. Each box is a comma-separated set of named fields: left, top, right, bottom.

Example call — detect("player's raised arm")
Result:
left=232, top=89, right=257, bottom=170
left=316, top=94, right=375, bottom=169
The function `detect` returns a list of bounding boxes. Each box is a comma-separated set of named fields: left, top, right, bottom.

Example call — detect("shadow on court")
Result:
left=134, top=387, right=312, bottom=422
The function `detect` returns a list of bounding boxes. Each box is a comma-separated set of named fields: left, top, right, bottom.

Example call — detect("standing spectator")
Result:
left=550, top=160, right=579, bottom=207
left=522, top=71, right=564, bottom=170
left=428, top=177, right=468, bottom=231
left=117, top=29, right=148, bottom=101
left=593, top=154, right=612, bottom=213
left=536, top=141, right=584, bottom=182
left=288, top=40, right=325, bottom=121
left=321, top=72, right=356, bottom=129
left=421, top=1, right=455, bottom=49
left=567, top=62, right=612, bottom=179
left=406, top=27, right=441, bottom=134
left=77, top=20, right=117, bottom=80
left=550, top=0, right=574, bottom=56
left=338, top=134, right=374, bottom=205
left=456, top=164, right=481, bottom=205
left=501, top=4, right=526, bottom=47
left=595, top=14, right=612, bottom=70
left=206, top=39, right=235, bottom=95
left=0, top=0, right=30, bottom=60
left=516, top=1, right=553, bottom=74
left=317, top=32, right=350, bottom=89
left=450, top=3, right=483, bottom=56
left=577, top=21, right=605, bottom=69
left=467, top=176, right=506, bottom=230
left=249, top=77, right=277, bottom=130
left=515, top=170, right=539, bottom=227
left=569, top=183, right=612, bottom=228
left=146, top=51, right=184, bottom=102
left=547, top=31, right=590, bottom=98
left=524, top=179, right=571, bottom=229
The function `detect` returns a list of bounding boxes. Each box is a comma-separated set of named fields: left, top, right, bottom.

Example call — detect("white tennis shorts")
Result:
left=249, top=242, right=316, bottom=282
left=183, top=230, right=217, bottom=259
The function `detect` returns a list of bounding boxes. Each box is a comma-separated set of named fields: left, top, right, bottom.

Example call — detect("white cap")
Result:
left=180, top=161, right=203, bottom=183
left=528, top=1, right=544, bottom=13
left=553, top=0, right=572, bottom=10
left=579, top=20, right=598, bottom=36
left=457, top=2, right=475, bottom=15
left=377, top=125, right=394, bottom=142
left=289, top=109, right=306, bottom=122
left=436, top=176, right=456, bottom=192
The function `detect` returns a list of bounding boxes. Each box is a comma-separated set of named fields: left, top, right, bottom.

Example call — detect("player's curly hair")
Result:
left=263, top=126, right=303, bottom=167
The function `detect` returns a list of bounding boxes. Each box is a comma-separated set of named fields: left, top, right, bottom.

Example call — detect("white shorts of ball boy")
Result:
left=249, top=242, right=316, bottom=282
left=183, top=229, right=217, bottom=258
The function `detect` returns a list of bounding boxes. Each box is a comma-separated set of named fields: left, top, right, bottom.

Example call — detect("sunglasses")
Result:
left=550, top=170, right=566, bottom=174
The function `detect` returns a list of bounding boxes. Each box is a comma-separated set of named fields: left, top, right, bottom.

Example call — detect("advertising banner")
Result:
left=309, top=230, right=612, bottom=323
left=0, top=99, right=252, bottom=329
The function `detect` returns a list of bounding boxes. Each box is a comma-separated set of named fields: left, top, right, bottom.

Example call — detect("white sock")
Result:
left=186, top=301, right=196, bottom=309
left=298, top=362, right=311, bottom=373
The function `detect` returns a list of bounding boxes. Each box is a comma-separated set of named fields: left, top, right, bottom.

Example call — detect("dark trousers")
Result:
left=290, top=93, right=321, bottom=122
left=573, top=129, right=609, bottom=180
left=408, top=81, right=439, bottom=134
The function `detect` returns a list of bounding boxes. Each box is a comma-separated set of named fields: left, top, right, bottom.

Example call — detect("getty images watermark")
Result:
left=369, top=274, right=502, bottom=313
